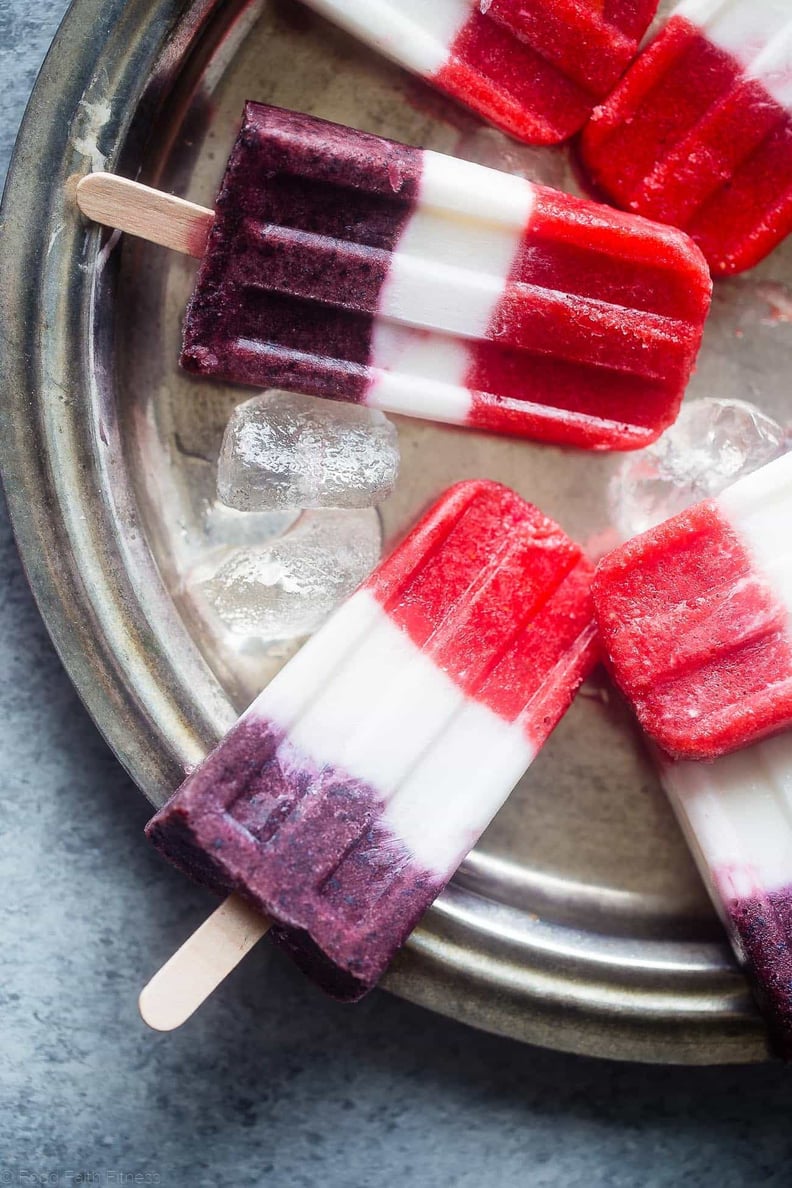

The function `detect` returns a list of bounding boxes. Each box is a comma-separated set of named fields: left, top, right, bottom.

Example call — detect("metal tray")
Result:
left=5, top=0, right=792, bottom=1063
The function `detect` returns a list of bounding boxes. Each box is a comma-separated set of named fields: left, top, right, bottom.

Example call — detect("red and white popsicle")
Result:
left=581, top=0, right=792, bottom=275
left=301, top=0, right=660, bottom=144
left=76, top=103, right=712, bottom=451
left=144, top=481, right=597, bottom=1013
left=592, top=451, right=792, bottom=762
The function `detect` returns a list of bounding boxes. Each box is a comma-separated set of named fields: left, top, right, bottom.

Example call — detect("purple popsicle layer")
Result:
left=147, top=716, right=438, bottom=1000
left=182, top=104, right=421, bottom=402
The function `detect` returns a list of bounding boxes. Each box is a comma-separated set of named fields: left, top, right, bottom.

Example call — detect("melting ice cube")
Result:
left=197, top=508, right=382, bottom=641
left=611, top=398, right=788, bottom=541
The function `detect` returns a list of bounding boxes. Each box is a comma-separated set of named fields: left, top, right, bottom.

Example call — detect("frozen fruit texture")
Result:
left=303, top=0, right=659, bottom=144
left=581, top=1, right=792, bottom=275
left=181, top=104, right=422, bottom=401
left=727, top=889, right=792, bottom=1058
left=593, top=452, right=792, bottom=761
left=147, top=480, right=597, bottom=999
left=181, top=102, right=711, bottom=450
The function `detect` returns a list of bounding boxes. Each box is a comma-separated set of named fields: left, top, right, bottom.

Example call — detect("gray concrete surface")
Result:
left=2, top=4, right=792, bottom=1185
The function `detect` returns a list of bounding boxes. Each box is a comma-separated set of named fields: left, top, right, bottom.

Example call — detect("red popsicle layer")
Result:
left=581, top=5, right=792, bottom=275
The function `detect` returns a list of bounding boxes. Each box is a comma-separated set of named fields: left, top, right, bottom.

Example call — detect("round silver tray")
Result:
left=4, top=0, right=791, bottom=1063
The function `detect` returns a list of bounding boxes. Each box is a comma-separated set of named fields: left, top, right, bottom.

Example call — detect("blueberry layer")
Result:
left=180, top=103, right=422, bottom=397
left=145, top=715, right=442, bottom=1000
left=727, top=887, right=792, bottom=1059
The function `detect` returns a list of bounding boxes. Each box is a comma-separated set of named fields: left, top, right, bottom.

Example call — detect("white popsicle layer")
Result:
left=300, top=0, right=473, bottom=76
left=664, top=736, right=792, bottom=901
left=367, top=153, right=536, bottom=424
left=718, top=450, right=792, bottom=622
left=380, top=153, right=535, bottom=339
left=248, top=590, right=536, bottom=877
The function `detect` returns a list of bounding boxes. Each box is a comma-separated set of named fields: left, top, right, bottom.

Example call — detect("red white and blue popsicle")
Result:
left=593, top=452, right=792, bottom=762
left=146, top=480, right=598, bottom=1000
left=180, top=103, right=712, bottom=451
left=300, top=0, right=660, bottom=144
left=581, top=0, right=792, bottom=275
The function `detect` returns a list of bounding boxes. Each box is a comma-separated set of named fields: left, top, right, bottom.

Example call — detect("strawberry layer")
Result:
left=440, top=0, right=658, bottom=143
left=364, top=479, right=597, bottom=725
left=146, top=481, right=597, bottom=998
left=581, top=9, right=792, bottom=275
left=463, top=185, right=710, bottom=445
left=593, top=455, right=792, bottom=760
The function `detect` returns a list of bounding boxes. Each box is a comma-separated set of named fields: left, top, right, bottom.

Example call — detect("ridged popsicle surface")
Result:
left=582, top=1, right=792, bottom=275
left=593, top=453, right=792, bottom=760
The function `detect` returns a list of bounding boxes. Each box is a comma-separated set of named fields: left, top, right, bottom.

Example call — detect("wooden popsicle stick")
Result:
left=76, top=172, right=214, bottom=258
left=139, top=894, right=271, bottom=1031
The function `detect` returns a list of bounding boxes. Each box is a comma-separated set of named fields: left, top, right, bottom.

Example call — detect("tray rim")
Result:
left=0, top=0, right=772, bottom=1065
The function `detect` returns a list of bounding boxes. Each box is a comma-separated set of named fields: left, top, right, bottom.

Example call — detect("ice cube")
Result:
left=201, top=500, right=298, bottom=552
left=611, top=398, right=788, bottom=541
left=217, top=390, right=400, bottom=512
left=198, top=508, right=382, bottom=641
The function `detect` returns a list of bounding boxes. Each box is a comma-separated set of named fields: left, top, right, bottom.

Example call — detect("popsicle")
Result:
left=75, top=103, right=713, bottom=451
left=145, top=480, right=598, bottom=1002
left=592, top=451, right=792, bottom=762
left=300, top=0, right=660, bottom=144
left=663, top=736, right=792, bottom=1058
left=580, top=0, right=792, bottom=276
